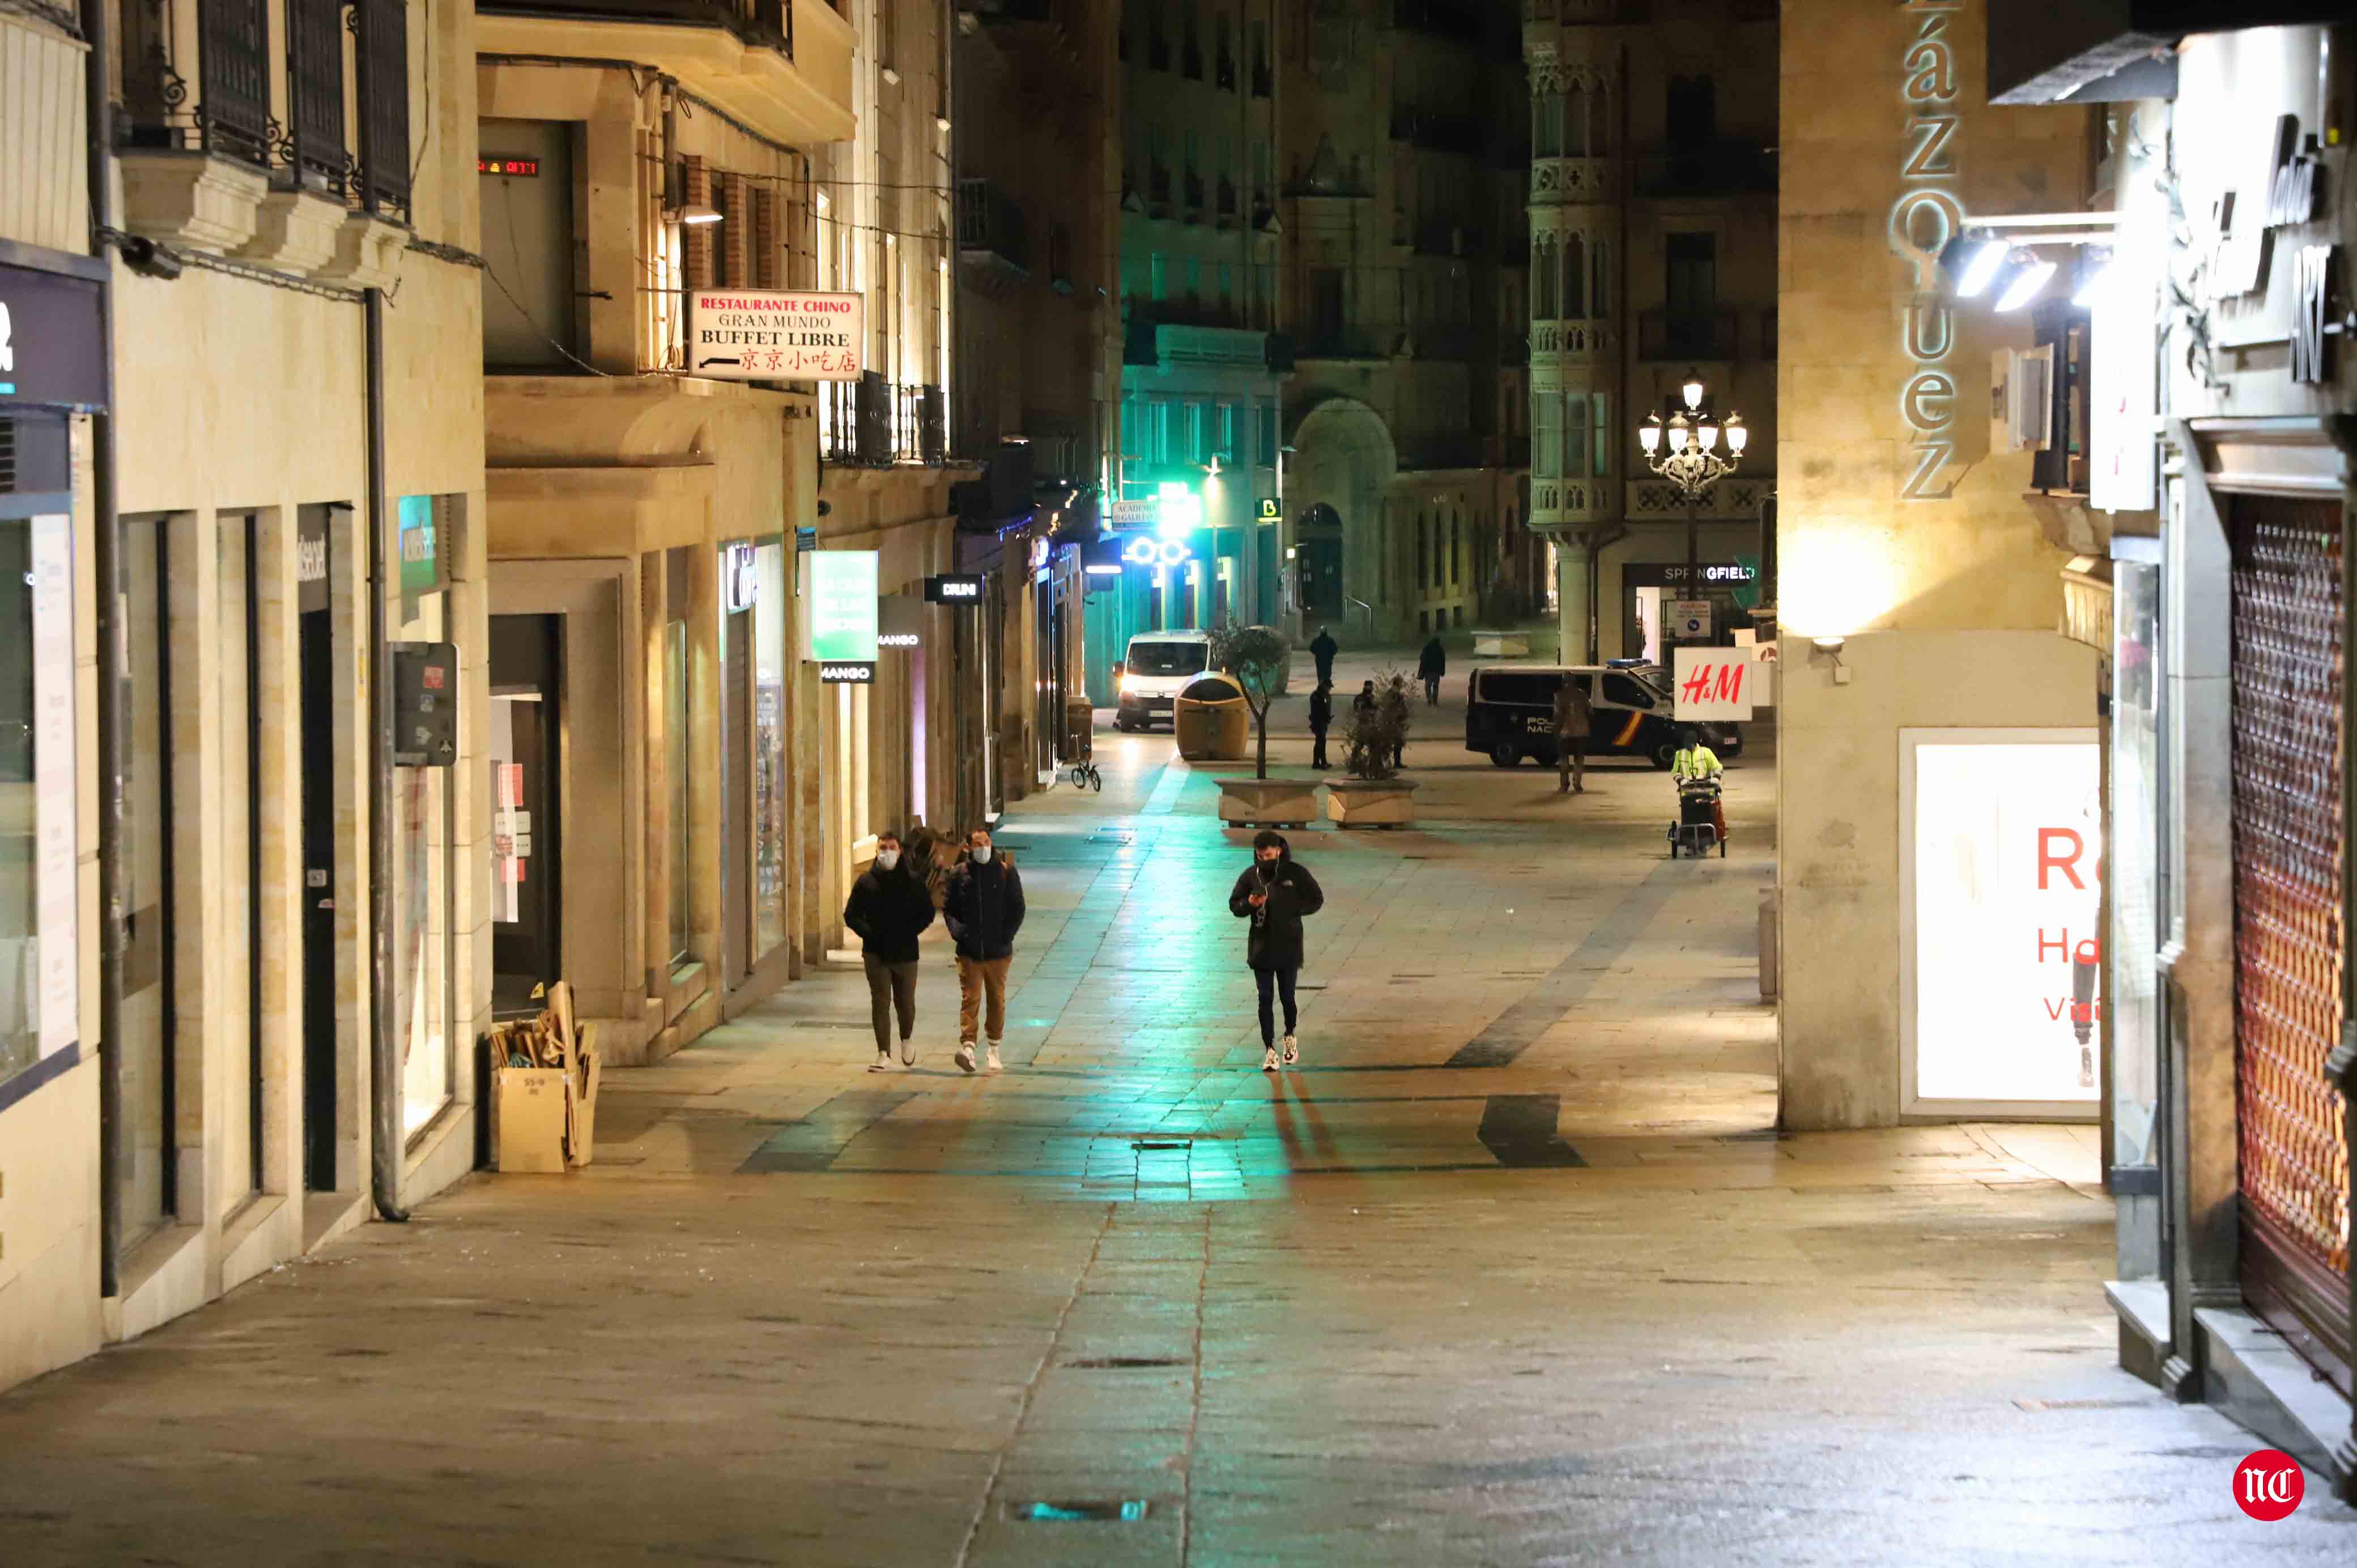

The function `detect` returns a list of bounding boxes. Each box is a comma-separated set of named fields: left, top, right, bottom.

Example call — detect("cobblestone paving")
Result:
left=0, top=657, right=2348, bottom=1564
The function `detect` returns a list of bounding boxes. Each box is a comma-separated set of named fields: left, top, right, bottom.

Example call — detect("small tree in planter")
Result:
left=1344, top=670, right=1414, bottom=781
left=1206, top=619, right=1290, bottom=779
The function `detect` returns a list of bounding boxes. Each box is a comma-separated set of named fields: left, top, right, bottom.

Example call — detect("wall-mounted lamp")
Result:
left=668, top=203, right=724, bottom=226
left=1810, top=635, right=1850, bottom=685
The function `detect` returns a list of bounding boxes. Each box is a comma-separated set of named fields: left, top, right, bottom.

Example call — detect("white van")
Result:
left=1113, top=629, right=1212, bottom=731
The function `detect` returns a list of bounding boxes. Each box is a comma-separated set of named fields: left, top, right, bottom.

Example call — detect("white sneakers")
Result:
left=1262, top=1036, right=1301, bottom=1072
left=986, top=1043, right=1003, bottom=1073
left=1262, top=1045, right=1280, bottom=1072
left=900, top=1039, right=917, bottom=1067
left=955, top=1042, right=977, bottom=1073
left=869, top=1049, right=894, bottom=1073
left=1281, top=1034, right=1299, bottom=1067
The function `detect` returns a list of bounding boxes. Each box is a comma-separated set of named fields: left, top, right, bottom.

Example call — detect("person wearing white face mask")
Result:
left=941, top=825, right=1024, bottom=1073
left=844, top=829, right=935, bottom=1070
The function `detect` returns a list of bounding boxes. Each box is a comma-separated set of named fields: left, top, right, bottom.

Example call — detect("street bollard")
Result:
left=1758, top=884, right=1779, bottom=1001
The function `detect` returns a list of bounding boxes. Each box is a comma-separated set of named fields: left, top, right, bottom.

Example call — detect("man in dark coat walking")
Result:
left=1308, top=680, right=1334, bottom=770
left=1309, top=625, right=1338, bottom=688
left=843, top=829, right=935, bottom=1070
left=941, top=825, right=1024, bottom=1073
left=1418, top=635, right=1446, bottom=705
left=1228, top=830, right=1326, bottom=1071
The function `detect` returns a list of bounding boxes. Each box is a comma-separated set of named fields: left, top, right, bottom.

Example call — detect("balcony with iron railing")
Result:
left=117, top=0, right=412, bottom=268
left=823, top=374, right=946, bottom=466
left=1637, top=308, right=1742, bottom=361
left=1392, top=0, right=1484, bottom=44
left=1633, top=139, right=1779, bottom=199
left=957, top=177, right=1029, bottom=276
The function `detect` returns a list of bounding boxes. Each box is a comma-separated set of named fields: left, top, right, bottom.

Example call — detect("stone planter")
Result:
left=1325, top=778, right=1418, bottom=829
left=1217, top=776, right=1319, bottom=829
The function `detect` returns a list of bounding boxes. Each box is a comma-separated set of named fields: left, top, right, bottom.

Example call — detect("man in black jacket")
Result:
left=1228, top=830, right=1326, bottom=1071
left=1308, top=680, right=1334, bottom=770
left=1418, top=635, right=1446, bottom=705
left=941, top=825, right=1024, bottom=1073
left=844, top=830, right=936, bottom=1071
left=1309, top=625, right=1338, bottom=687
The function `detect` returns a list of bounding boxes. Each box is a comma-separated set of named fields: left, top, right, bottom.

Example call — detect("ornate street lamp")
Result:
left=1638, top=373, right=1746, bottom=646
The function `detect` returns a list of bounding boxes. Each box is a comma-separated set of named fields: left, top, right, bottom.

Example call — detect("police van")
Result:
left=1463, top=660, right=1743, bottom=770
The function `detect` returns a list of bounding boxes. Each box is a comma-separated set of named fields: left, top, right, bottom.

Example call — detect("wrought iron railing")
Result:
left=957, top=177, right=1028, bottom=272
left=282, top=0, right=344, bottom=191
left=122, top=0, right=271, bottom=167
left=1637, top=309, right=1741, bottom=361
left=355, top=0, right=411, bottom=220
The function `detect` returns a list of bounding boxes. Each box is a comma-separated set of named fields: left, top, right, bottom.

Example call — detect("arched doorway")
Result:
left=1296, top=502, right=1345, bottom=621
left=1288, top=397, right=1399, bottom=636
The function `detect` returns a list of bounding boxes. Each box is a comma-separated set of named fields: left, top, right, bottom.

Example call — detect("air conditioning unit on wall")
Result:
left=1990, top=346, right=2054, bottom=454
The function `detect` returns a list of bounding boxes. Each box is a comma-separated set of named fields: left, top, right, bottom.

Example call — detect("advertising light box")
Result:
left=1903, top=730, right=2101, bottom=1117
left=803, top=550, right=878, bottom=662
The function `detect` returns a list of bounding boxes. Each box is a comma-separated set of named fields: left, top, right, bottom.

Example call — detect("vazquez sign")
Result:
left=688, top=289, right=865, bottom=382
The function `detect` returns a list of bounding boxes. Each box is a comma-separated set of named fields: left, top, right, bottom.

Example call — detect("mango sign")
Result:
left=688, top=289, right=865, bottom=382
left=1673, top=647, right=1757, bottom=722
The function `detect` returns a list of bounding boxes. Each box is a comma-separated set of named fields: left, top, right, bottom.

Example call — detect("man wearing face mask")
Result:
left=1227, top=830, right=1325, bottom=1071
left=844, top=830, right=936, bottom=1071
left=941, top=826, right=1025, bottom=1073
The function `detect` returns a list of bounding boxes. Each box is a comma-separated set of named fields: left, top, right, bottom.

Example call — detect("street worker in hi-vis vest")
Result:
left=1671, top=727, right=1726, bottom=846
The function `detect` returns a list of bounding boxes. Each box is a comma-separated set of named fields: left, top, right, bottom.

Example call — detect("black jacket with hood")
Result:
left=942, top=851, right=1026, bottom=961
left=1227, top=843, right=1325, bottom=972
left=843, top=859, right=936, bottom=964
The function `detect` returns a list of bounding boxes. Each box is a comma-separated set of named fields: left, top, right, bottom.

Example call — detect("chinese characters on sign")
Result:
left=689, top=289, right=866, bottom=382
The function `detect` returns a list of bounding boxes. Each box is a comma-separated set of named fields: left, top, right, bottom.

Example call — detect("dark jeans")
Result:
left=1423, top=676, right=1440, bottom=704
left=1253, top=966, right=1299, bottom=1046
left=863, top=954, right=918, bottom=1050
left=1311, top=726, right=1329, bottom=767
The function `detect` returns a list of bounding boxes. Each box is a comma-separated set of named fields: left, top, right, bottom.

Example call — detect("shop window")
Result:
left=118, top=514, right=175, bottom=1233
left=218, top=513, right=263, bottom=1198
left=395, top=497, right=458, bottom=1139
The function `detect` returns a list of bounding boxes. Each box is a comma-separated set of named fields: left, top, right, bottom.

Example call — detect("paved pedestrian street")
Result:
left=1, top=678, right=2349, bottom=1565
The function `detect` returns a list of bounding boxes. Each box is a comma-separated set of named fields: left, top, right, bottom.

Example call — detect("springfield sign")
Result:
left=689, top=289, right=864, bottom=381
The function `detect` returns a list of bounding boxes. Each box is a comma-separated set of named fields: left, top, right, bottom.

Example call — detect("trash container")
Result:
left=1063, top=696, right=1095, bottom=758
left=1173, top=673, right=1250, bottom=761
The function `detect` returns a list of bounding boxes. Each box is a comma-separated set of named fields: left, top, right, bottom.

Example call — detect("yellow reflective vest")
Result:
left=1672, top=744, right=1723, bottom=782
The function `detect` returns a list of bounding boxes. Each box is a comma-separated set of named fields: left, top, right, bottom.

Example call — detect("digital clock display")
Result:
left=479, top=157, right=541, bottom=177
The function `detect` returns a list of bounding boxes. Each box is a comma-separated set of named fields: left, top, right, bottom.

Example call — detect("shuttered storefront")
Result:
left=2228, top=493, right=2354, bottom=1396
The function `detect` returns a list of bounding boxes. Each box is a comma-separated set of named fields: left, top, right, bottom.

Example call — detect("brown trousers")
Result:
left=956, top=955, right=1011, bottom=1042
left=1556, top=734, right=1587, bottom=791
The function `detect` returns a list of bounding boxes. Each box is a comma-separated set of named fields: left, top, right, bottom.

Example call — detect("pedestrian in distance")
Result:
left=1228, top=830, right=1325, bottom=1071
left=942, top=825, right=1024, bottom=1073
left=1553, top=676, right=1593, bottom=795
left=1308, top=680, right=1334, bottom=770
left=1310, top=625, right=1339, bottom=688
left=1418, top=634, right=1446, bottom=706
left=1381, top=675, right=1410, bottom=771
left=843, top=829, right=935, bottom=1071
left=1351, top=678, right=1376, bottom=717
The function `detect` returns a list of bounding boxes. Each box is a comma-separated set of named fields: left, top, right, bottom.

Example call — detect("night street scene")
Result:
left=5, top=0, right=2357, bottom=1562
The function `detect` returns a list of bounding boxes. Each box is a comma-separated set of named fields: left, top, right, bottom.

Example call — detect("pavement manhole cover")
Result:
left=1006, top=1500, right=1150, bottom=1523
left=1065, top=1356, right=1186, bottom=1369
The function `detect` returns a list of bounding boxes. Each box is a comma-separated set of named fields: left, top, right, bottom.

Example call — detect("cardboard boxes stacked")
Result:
left=488, top=983, right=601, bottom=1173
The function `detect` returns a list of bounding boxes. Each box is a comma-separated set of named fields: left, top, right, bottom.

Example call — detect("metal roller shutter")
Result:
left=2229, top=493, right=2354, bottom=1396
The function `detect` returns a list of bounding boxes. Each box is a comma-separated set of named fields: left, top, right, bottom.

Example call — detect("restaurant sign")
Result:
left=688, top=289, right=865, bottom=382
